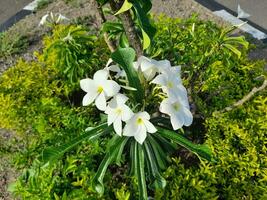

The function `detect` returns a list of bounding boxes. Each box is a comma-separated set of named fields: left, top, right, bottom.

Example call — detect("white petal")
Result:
left=182, top=108, right=193, bottom=126
left=134, top=125, right=147, bottom=144
left=138, top=112, right=150, bottom=120
left=113, top=118, right=122, bottom=136
left=105, top=107, right=117, bottom=125
left=121, top=105, right=134, bottom=121
left=95, top=92, right=106, bottom=111
left=170, top=113, right=184, bottom=130
left=151, top=74, right=166, bottom=86
left=93, top=70, right=109, bottom=83
left=105, top=58, right=113, bottom=68
left=108, top=64, right=121, bottom=73
left=144, top=120, right=157, bottom=133
left=107, top=97, right=117, bottom=108
left=115, top=93, right=128, bottom=105
left=82, top=92, right=97, bottom=106
left=123, top=120, right=137, bottom=136
left=143, top=68, right=157, bottom=81
left=133, top=61, right=139, bottom=71
left=80, top=78, right=97, bottom=93
left=39, top=14, right=49, bottom=26
left=160, top=99, right=174, bottom=115
left=103, top=80, right=120, bottom=97
left=141, top=59, right=154, bottom=72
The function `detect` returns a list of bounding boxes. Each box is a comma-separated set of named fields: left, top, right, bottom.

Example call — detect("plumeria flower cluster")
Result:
left=39, top=12, right=69, bottom=27
left=80, top=56, right=193, bottom=144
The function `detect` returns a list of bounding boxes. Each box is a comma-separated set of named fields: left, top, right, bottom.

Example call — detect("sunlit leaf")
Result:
left=115, top=0, right=133, bottom=15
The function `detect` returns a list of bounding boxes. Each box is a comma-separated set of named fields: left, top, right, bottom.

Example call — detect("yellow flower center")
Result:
left=136, top=117, right=143, bottom=125
left=115, top=108, right=122, bottom=114
left=167, top=81, right=174, bottom=88
left=97, top=86, right=103, bottom=93
left=173, top=102, right=180, bottom=111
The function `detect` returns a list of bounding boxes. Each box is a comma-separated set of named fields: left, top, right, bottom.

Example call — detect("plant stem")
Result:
left=93, top=0, right=117, bottom=52
left=219, top=79, right=267, bottom=113
left=109, top=0, right=142, bottom=56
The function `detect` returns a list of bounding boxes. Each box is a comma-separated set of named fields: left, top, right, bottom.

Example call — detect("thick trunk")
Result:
left=109, top=0, right=142, bottom=56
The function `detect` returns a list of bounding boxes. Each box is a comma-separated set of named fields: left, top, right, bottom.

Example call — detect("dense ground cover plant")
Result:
left=0, top=0, right=266, bottom=199
left=0, top=32, right=28, bottom=58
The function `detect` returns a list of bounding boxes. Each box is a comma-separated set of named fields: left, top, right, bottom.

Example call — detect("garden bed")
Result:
left=0, top=0, right=266, bottom=199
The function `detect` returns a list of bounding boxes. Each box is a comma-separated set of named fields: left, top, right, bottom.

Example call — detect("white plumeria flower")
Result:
left=151, top=66, right=187, bottom=98
left=160, top=94, right=193, bottom=130
left=105, top=58, right=125, bottom=78
left=39, top=14, right=49, bottom=26
left=105, top=94, right=134, bottom=136
left=39, top=12, right=69, bottom=27
left=56, top=14, right=70, bottom=24
left=80, top=70, right=120, bottom=111
left=123, top=112, right=157, bottom=144
left=135, top=56, right=171, bottom=81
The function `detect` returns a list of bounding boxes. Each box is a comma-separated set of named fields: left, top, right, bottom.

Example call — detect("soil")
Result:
left=0, top=0, right=266, bottom=199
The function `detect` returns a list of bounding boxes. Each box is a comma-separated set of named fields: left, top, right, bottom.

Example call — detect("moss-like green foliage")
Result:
left=151, top=15, right=267, bottom=199
left=0, top=32, right=28, bottom=58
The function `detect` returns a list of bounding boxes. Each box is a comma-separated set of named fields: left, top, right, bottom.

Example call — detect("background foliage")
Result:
left=0, top=14, right=266, bottom=199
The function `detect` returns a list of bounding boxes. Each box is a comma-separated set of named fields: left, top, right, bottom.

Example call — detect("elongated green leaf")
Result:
left=42, top=123, right=108, bottom=164
left=111, top=47, right=144, bottom=102
left=156, top=127, right=214, bottom=162
left=147, top=135, right=167, bottom=170
left=223, top=36, right=249, bottom=49
left=143, top=141, right=166, bottom=189
left=92, top=135, right=128, bottom=195
left=115, top=0, right=133, bottom=15
left=134, top=142, right=148, bottom=200
left=222, top=43, right=241, bottom=58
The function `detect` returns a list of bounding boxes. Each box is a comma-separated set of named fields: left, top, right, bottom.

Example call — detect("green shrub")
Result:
left=36, top=0, right=53, bottom=10
left=0, top=32, right=28, bottom=58
left=151, top=15, right=267, bottom=199
left=42, top=25, right=109, bottom=86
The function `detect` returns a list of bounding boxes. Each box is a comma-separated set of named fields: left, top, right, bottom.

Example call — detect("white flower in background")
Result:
left=39, top=12, right=69, bottom=27
left=123, top=112, right=157, bottom=144
left=151, top=66, right=187, bottom=98
left=39, top=14, right=49, bottom=26
left=135, top=56, right=171, bottom=81
left=80, top=70, right=120, bottom=111
left=160, top=94, right=193, bottom=130
left=56, top=14, right=70, bottom=24
left=105, top=58, right=125, bottom=78
left=105, top=94, right=134, bottom=136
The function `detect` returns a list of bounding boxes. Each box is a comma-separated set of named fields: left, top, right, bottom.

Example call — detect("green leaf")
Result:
left=92, top=135, right=128, bottom=195
left=143, top=141, right=166, bottom=189
left=102, top=22, right=124, bottom=33
left=96, top=0, right=109, bottom=6
left=132, top=0, right=156, bottom=49
left=134, top=141, right=148, bottom=200
left=222, top=43, right=242, bottom=58
left=147, top=135, right=167, bottom=170
left=141, top=29, right=150, bottom=50
left=115, top=0, right=133, bottom=15
left=156, top=127, right=214, bottom=162
left=111, top=47, right=144, bottom=103
left=42, top=123, right=109, bottom=164
left=119, top=33, right=129, bottom=48
left=223, top=36, right=249, bottom=49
